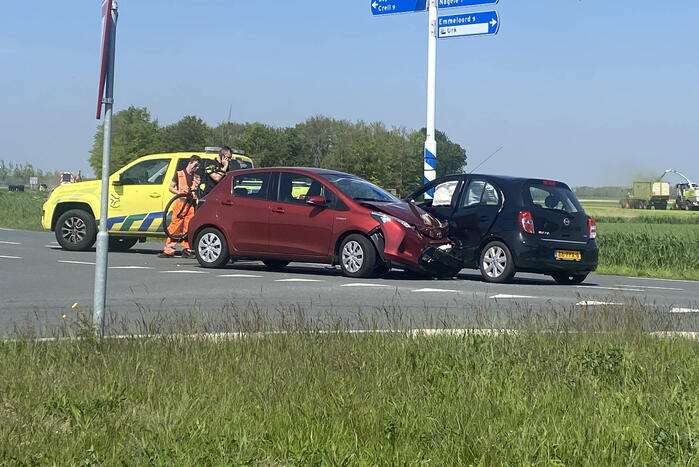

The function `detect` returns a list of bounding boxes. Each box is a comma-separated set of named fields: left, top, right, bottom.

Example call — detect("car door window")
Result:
left=120, top=159, right=170, bottom=185
left=232, top=173, right=270, bottom=199
left=462, top=180, right=500, bottom=207
left=411, top=180, right=460, bottom=208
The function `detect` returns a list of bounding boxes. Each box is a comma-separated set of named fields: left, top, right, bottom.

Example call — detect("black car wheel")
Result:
left=479, top=241, right=515, bottom=283
left=108, top=236, right=139, bottom=251
left=262, top=260, right=290, bottom=271
left=339, top=234, right=377, bottom=278
left=195, top=227, right=229, bottom=268
left=551, top=272, right=588, bottom=285
left=55, top=209, right=97, bottom=251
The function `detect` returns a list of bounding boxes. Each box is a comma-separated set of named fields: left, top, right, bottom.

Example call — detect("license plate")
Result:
left=555, top=250, right=581, bottom=261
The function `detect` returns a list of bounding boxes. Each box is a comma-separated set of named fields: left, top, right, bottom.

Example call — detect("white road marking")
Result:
left=617, top=284, right=683, bottom=291
left=274, top=278, right=324, bottom=282
left=630, top=276, right=699, bottom=284
left=0, top=255, right=21, bottom=259
left=411, top=288, right=460, bottom=293
left=0, top=241, right=20, bottom=245
left=670, top=307, right=699, bottom=314
left=577, top=285, right=644, bottom=292
left=576, top=300, right=624, bottom=306
left=341, top=283, right=391, bottom=287
left=218, top=274, right=264, bottom=278
left=58, top=260, right=95, bottom=265
left=489, top=294, right=537, bottom=299
left=45, top=245, right=61, bottom=248
left=0, top=228, right=15, bottom=231
left=159, top=270, right=208, bottom=274
left=109, top=266, right=154, bottom=270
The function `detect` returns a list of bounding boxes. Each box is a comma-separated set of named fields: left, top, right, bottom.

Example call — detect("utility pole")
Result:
left=93, top=0, right=118, bottom=337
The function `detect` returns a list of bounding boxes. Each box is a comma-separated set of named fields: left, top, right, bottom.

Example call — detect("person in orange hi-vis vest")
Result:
left=159, top=155, right=202, bottom=258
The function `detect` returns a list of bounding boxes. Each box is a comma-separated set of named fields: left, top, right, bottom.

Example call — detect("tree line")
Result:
left=0, top=161, right=66, bottom=188
left=90, top=106, right=468, bottom=196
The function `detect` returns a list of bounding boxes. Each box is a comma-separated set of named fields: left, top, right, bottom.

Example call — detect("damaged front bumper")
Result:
left=369, top=222, right=462, bottom=275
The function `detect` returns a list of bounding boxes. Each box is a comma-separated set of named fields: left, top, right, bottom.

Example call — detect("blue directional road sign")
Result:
left=438, top=0, right=498, bottom=9
left=370, top=0, right=427, bottom=16
left=437, top=11, right=499, bottom=38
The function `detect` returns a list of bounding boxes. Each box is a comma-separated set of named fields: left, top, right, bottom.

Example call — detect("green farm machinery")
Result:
left=619, top=181, right=670, bottom=210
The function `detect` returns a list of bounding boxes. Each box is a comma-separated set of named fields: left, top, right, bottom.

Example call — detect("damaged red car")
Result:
left=187, top=168, right=461, bottom=277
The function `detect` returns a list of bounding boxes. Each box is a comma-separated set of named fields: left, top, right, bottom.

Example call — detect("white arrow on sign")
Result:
left=372, top=1, right=378, bottom=8
left=490, top=18, right=497, bottom=27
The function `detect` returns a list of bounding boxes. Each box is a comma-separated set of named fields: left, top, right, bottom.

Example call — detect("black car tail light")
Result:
left=518, top=210, right=535, bottom=234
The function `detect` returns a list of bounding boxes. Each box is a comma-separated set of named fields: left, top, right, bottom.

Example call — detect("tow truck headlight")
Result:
left=370, top=211, right=412, bottom=229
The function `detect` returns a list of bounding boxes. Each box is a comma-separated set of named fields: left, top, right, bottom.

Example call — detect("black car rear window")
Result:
left=525, top=183, right=583, bottom=214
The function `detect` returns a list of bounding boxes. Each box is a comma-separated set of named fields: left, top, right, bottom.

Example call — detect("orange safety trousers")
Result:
left=162, top=198, right=195, bottom=254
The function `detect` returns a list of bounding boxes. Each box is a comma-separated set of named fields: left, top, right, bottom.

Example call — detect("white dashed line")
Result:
left=489, top=294, right=537, bottom=299
left=617, top=284, right=683, bottom=291
left=341, top=283, right=391, bottom=288
left=630, top=277, right=699, bottom=284
left=670, top=307, right=699, bottom=314
left=274, top=278, right=324, bottom=282
left=0, top=255, right=21, bottom=259
left=109, top=266, right=154, bottom=270
left=577, top=286, right=644, bottom=292
left=159, top=270, right=209, bottom=274
left=0, top=228, right=15, bottom=231
left=0, top=241, right=20, bottom=245
left=58, top=260, right=95, bottom=265
left=576, top=300, right=624, bottom=306
left=218, top=274, right=264, bottom=278
left=411, top=288, right=460, bottom=293
left=45, top=245, right=61, bottom=248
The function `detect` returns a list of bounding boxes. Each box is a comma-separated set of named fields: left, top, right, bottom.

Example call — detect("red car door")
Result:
left=267, top=171, right=336, bottom=258
left=219, top=172, right=272, bottom=253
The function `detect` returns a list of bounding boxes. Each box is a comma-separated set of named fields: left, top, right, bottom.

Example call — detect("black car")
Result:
left=406, top=174, right=598, bottom=284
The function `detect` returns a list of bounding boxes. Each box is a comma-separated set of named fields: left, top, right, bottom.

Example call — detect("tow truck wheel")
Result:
left=108, top=236, right=138, bottom=251
left=479, top=241, right=515, bottom=283
left=55, top=209, right=97, bottom=251
left=339, top=234, right=377, bottom=278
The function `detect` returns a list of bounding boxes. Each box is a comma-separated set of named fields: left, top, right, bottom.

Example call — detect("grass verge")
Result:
left=3, top=307, right=699, bottom=465
left=0, top=190, right=48, bottom=230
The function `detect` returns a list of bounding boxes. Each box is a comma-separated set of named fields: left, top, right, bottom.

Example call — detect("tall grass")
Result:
left=597, top=226, right=699, bottom=280
left=2, top=306, right=699, bottom=465
left=0, top=190, right=48, bottom=230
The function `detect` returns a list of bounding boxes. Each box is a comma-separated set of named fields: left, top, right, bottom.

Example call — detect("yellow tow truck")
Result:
left=42, top=148, right=253, bottom=251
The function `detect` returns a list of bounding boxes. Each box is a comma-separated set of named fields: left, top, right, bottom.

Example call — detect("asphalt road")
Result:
left=1, top=228, right=698, bottom=337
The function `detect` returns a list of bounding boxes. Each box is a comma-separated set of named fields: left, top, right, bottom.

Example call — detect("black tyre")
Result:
left=55, top=209, right=97, bottom=251
left=262, top=260, right=290, bottom=271
left=479, top=241, right=515, bottom=283
left=339, top=234, right=377, bottom=278
left=194, top=227, right=229, bottom=268
left=108, top=236, right=139, bottom=251
left=551, top=272, right=589, bottom=285
left=163, top=193, right=197, bottom=242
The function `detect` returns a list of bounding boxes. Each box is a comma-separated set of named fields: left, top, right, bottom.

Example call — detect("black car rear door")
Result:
left=450, top=178, right=502, bottom=260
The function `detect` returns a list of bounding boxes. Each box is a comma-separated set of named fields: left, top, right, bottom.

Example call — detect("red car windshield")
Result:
left=322, top=174, right=399, bottom=203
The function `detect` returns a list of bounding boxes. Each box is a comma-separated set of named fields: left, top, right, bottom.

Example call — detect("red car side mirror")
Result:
left=306, top=195, right=327, bottom=207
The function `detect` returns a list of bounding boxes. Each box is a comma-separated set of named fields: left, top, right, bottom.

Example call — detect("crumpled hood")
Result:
left=361, top=201, right=448, bottom=239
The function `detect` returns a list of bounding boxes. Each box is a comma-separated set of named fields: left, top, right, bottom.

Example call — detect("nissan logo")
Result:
left=563, top=218, right=571, bottom=226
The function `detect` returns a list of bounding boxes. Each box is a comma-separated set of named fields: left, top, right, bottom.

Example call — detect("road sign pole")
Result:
left=423, top=0, right=437, bottom=197
left=93, top=1, right=118, bottom=338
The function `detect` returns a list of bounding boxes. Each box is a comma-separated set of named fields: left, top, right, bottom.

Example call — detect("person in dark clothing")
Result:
left=201, top=146, right=233, bottom=196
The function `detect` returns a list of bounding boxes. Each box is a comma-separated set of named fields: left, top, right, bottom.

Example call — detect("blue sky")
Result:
left=1, top=1, right=697, bottom=187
